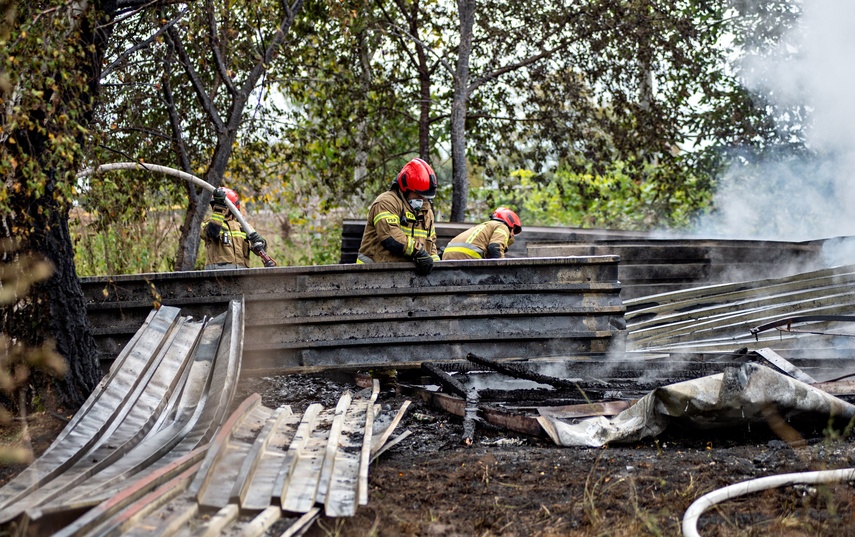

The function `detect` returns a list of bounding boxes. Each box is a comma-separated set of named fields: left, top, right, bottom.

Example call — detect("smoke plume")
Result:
left=695, top=1, right=855, bottom=262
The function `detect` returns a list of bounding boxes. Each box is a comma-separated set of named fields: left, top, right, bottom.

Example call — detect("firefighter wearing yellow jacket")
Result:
left=357, top=158, right=440, bottom=275
left=442, top=207, right=522, bottom=260
left=200, top=187, right=267, bottom=270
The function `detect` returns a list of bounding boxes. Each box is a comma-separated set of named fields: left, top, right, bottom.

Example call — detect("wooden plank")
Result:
left=358, top=381, right=380, bottom=506
left=122, top=497, right=198, bottom=537
left=230, top=406, right=292, bottom=508
left=196, top=404, right=273, bottom=509
left=189, top=393, right=262, bottom=498
left=81, top=454, right=198, bottom=537
left=371, top=431, right=412, bottom=463
left=234, top=505, right=281, bottom=537
left=754, top=347, right=818, bottom=384
left=272, top=404, right=323, bottom=506
left=280, top=404, right=339, bottom=513
left=280, top=507, right=321, bottom=537
left=370, top=401, right=411, bottom=457
left=315, top=392, right=353, bottom=504
left=420, top=390, right=544, bottom=437
left=240, top=408, right=301, bottom=511
left=325, top=384, right=379, bottom=517
left=48, top=445, right=207, bottom=537
left=192, top=504, right=239, bottom=537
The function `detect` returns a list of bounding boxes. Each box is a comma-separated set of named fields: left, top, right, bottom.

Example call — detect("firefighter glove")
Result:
left=486, top=243, right=503, bottom=259
left=205, top=221, right=222, bottom=243
left=213, top=188, right=227, bottom=204
left=411, top=248, right=434, bottom=276
left=248, top=231, right=267, bottom=251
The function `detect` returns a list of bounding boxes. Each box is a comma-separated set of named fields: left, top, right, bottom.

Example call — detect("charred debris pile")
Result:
left=394, top=262, right=855, bottom=447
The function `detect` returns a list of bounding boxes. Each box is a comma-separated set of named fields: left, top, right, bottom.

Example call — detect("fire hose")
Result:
left=682, top=467, right=855, bottom=536
left=76, top=162, right=276, bottom=267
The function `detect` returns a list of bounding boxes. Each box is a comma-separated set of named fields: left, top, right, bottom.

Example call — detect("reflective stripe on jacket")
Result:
left=442, top=220, right=512, bottom=260
left=200, top=212, right=251, bottom=268
left=358, top=190, right=439, bottom=263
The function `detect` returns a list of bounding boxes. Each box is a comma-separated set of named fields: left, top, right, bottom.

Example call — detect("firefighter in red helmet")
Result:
left=357, top=158, right=440, bottom=275
left=441, top=207, right=522, bottom=260
left=201, top=187, right=266, bottom=270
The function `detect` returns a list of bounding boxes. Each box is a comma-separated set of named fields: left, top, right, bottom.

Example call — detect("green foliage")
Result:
left=469, top=160, right=713, bottom=231
left=71, top=169, right=185, bottom=276
left=0, top=0, right=98, bottom=222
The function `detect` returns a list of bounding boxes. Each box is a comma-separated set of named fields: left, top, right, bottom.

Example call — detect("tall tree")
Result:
left=96, top=0, right=305, bottom=271
left=0, top=0, right=119, bottom=410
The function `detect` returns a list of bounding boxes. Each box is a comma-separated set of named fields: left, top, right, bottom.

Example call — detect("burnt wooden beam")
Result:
left=421, top=362, right=467, bottom=397
left=466, top=352, right=581, bottom=390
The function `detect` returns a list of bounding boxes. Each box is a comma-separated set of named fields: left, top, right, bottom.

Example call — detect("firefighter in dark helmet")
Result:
left=357, top=158, right=440, bottom=275
left=441, top=207, right=522, bottom=260
left=200, top=187, right=266, bottom=270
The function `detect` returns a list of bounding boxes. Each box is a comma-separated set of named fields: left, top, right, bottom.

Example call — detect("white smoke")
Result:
left=696, top=1, right=855, bottom=252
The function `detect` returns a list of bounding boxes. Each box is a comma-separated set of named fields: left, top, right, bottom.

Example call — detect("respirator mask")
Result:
left=408, top=199, right=424, bottom=212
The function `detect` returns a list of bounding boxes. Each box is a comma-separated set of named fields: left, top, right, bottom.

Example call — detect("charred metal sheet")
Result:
left=81, top=256, right=625, bottom=373
left=624, top=264, right=855, bottom=353
left=527, top=239, right=824, bottom=300
left=0, top=306, right=182, bottom=523
left=535, top=400, right=633, bottom=419
left=813, top=379, right=855, bottom=396
left=418, top=354, right=753, bottom=383
left=6, top=302, right=244, bottom=530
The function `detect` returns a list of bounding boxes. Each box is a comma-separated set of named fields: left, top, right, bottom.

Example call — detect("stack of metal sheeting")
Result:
left=81, top=256, right=626, bottom=375
left=624, top=264, right=855, bottom=355
left=527, top=238, right=825, bottom=300
left=339, top=219, right=651, bottom=263
left=0, top=301, right=243, bottom=532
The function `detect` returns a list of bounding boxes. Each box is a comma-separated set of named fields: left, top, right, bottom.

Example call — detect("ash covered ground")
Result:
left=235, top=372, right=855, bottom=537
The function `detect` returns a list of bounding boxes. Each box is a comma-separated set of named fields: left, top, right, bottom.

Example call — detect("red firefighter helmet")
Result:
left=211, top=187, right=240, bottom=210
left=491, top=207, right=522, bottom=235
left=395, top=158, right=437, bottom=199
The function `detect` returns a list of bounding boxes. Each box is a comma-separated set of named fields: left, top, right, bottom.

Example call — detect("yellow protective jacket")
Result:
left=357, top=190, right=440, bottom=264
left=442, top=220, right=514, bottom=260
left=200, top=212, right=251, bottom=268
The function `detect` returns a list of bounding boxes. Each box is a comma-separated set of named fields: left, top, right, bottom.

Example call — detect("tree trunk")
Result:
left=1, top=0, right=117, bottom=411
left=412, top=0, right=432, bottom=161
left=353, top=30, right=374, bottom=186
left=450, top=0, right=475, bottom=222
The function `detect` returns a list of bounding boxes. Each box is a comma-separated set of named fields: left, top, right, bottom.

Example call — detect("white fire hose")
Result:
left=682, top=467, right=855, bottom=537
left=76, top=161, right=276, bottom=266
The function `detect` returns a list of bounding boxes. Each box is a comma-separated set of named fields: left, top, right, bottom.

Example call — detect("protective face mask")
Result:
left=408, top=199, right=424, bottom=211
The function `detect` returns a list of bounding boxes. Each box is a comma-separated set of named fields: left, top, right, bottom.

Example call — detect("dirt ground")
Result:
left=3, top=372, right=855, bottom=537
left=237, top=373, right=855, bottom=537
